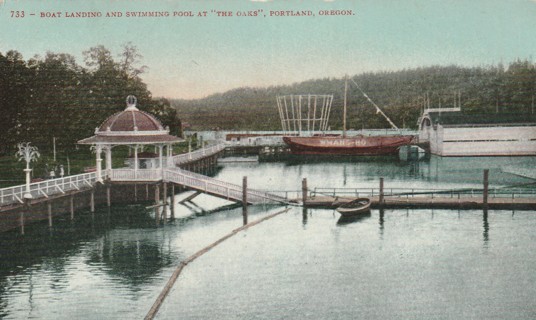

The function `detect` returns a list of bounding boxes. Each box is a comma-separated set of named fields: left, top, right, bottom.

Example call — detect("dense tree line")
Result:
left=173, top=60, right=536, bottom=131
left=0, top=44, right=180, bottom=156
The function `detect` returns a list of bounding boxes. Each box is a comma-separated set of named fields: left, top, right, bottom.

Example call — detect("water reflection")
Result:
left=378, top=208, right=385, bottom=238
left=86, top=232, right=179, bottom=288
left=336, top=211, right=371, bottom=225
left=0, top=205, right=180, bottom=291
left=483, top=209, right=489, bottom=245
left=302, top=207, right=308, bottom=226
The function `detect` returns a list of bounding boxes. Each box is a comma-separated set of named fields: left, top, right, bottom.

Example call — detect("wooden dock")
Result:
left=305, top=195, right=536, bottom=210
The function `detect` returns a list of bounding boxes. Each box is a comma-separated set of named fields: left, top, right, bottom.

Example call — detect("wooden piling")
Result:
left=146, top=184, right=149, bottom=201
left=155, top=184, right=160, bottom=225
left=70, top=195, right=74, bottom=220
left=48, top=201, right=52, bottom=227
left=134, top=184, right=138, bottom=203
left=106, top=185, right=111, bottom=207
left=170, top=184, right=175, bottom=219
left=483, top=169, right=489, bottom=208
left=20, top=203, right=28, bottom=235
left=379, top=177, right=385, bottom=206
left=242, top=176, right=248, bottom=225
left=20, top=211, right=25, bottom=235
left=90, top=189, right=95, bottom=213
left=162, top=182, right=168, bottom=224
left=302, top=178, right=308, bottom=205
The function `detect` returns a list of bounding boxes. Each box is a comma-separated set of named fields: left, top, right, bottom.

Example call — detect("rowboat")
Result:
left=336, top=198, right=371, bottom=216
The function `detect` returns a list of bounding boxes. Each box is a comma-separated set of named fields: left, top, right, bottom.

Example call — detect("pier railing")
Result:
left=0, top=172, right=102, bottom=206
left=310, top=187, right=536, bottom=200
left=173, top=143, right=226, bottom=165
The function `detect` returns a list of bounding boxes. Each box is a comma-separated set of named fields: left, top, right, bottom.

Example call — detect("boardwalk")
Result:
left=0, top=172, right=101, bottom=210
left=0, top=143, right=288, bottom=212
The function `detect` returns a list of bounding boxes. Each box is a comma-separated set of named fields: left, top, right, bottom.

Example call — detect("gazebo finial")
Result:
left=126, top=95, right=138, bottom=111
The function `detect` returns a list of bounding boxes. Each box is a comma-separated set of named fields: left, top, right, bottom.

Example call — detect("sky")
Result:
left=1, top=0, right=536, bottom=99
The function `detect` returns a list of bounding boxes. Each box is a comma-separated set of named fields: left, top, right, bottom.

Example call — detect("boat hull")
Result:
left=283, top=135, right=415, bottom=156
left=336, top=198, right=371, bottom=217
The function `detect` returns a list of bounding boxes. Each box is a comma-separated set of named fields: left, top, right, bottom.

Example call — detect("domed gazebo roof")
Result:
left=78, top=96, right=183, bottom=145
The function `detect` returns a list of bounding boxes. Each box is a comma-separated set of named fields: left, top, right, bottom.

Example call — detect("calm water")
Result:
left=0, top=156, right=535, bottom=319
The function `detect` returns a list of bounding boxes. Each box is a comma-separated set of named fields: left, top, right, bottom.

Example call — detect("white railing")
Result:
left=164, top=168, right=288, bottom=204
left=0, top=172, right=102, bottom=207
left=173, top=143, right=226, bottom=165
left=109, top=169, right=161, bottom=181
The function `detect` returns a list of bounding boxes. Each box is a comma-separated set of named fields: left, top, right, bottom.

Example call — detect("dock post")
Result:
left=483, top=169, right=489, bottom=208
left=134, top=184, right=138, bottom=203
left=21, top=200, right=30, bottom=235
left=162, top=182, right=168, bottom=224
left=170, top=184, right=175, bottom=219
left=155, top=184, right=160, bottom=225
left=106, top=184, right=111, bottom=207
left=379, top=177, right=385, bottom=206
left=48, top=201, right=52, bottom=227
left=90, top=189, right=95, bottom=213
left=20, top=211, right=25, bottom=235
left=146, top=184, right=149, bottom=200
left=242, top=176, right=248, bottom=225
left=70, top=195, right=74, bottom=220
left=302, top=178, right=308, bottom=205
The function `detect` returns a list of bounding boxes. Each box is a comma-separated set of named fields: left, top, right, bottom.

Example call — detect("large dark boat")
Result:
left=283, top=134, right=414, bottom=156
left=282, top=76, right=415, bottom=156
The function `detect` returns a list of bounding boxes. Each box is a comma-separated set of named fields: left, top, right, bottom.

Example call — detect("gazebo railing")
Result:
left=109, top=169, right=161, bottom=181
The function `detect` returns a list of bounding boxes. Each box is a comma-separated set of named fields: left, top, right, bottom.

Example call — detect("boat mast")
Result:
left=349, top=77, right=399, bottom=130
left=343, top=74, right=348, bottom=138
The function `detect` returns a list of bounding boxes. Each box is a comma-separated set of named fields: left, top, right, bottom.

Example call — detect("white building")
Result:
left=418, top=108, right=536, bottom=156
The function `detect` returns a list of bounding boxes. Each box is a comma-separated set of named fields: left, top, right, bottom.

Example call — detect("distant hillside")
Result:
left=172, top=61, right=536, bottom=131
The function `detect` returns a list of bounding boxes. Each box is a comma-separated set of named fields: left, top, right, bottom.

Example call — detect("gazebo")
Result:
left=78, top=95, right=183, bottom=182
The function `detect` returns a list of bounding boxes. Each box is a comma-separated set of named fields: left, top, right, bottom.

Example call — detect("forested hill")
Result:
left=0, top=45, right=180, bottom=156
left=172, top=60, right=536, bottom=131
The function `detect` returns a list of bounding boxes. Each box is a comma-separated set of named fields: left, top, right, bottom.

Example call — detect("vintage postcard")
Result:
left=1, top=0, right=535, bottom=319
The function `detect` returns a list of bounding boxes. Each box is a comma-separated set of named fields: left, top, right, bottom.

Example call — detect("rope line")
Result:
left=144, top=207, right=292, bottom=320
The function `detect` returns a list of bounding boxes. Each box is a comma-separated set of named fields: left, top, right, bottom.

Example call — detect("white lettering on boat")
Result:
left=318, top=139, right=367, bottom=147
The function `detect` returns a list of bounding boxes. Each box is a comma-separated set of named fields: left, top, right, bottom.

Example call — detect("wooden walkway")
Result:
left=0, top=172, right=101, bottom=211
left=0, top=143, right=289, bottom=211
left=305, top=195, right=536, bottom=210
left=164, top=168, right=289, bottom=205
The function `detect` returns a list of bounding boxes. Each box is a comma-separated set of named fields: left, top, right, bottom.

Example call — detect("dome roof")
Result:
left=97, top=96, right=165, bottom=134
left=77, top=95, right=183, bottom=145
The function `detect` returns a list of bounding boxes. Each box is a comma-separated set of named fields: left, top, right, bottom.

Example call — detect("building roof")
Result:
left=78, top=95, right=184, bottom=145
left=426, top=110, right=536, bottom=126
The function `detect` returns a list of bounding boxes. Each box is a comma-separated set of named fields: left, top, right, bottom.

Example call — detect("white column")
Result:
left=105, top=145, right=112, bottom=176
left=24, top=168, right=32, bottom=199
left=96, top=145, right=103, bottom=182
left=158, top=145, right=164, bottom=178
left=134, top=145, right=139, bottom=178
left=166, top=144, right=172, bottom=167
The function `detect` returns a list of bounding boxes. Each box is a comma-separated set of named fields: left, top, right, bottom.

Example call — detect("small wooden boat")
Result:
left=336, top=198, right=371, bottom=216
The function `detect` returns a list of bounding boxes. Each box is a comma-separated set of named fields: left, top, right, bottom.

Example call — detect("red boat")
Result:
left=283, top=135, right=414, bottom=156
left=282, top=76, right=415, bottom=156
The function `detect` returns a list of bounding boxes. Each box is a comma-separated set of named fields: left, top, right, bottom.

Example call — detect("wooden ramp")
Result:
left=163, top=168, right=289, bottom=205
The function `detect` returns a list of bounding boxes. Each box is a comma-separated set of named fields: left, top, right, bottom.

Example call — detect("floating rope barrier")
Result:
left=144, top=207, right=292, bottom=320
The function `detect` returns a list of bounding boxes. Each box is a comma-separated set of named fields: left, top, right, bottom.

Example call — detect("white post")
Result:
left=16, top=142, right=40, bottom=199
left=158, top=145, right=164, bottom=178
left=96, top=145, right=103, bottom=182
left=105, top=145, right=112, bottom=176
left=24, top=168, right=32, bottom=199
left=134, top=145, right=139, bottom=178
left=166, top=144, right=172, bottom=168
